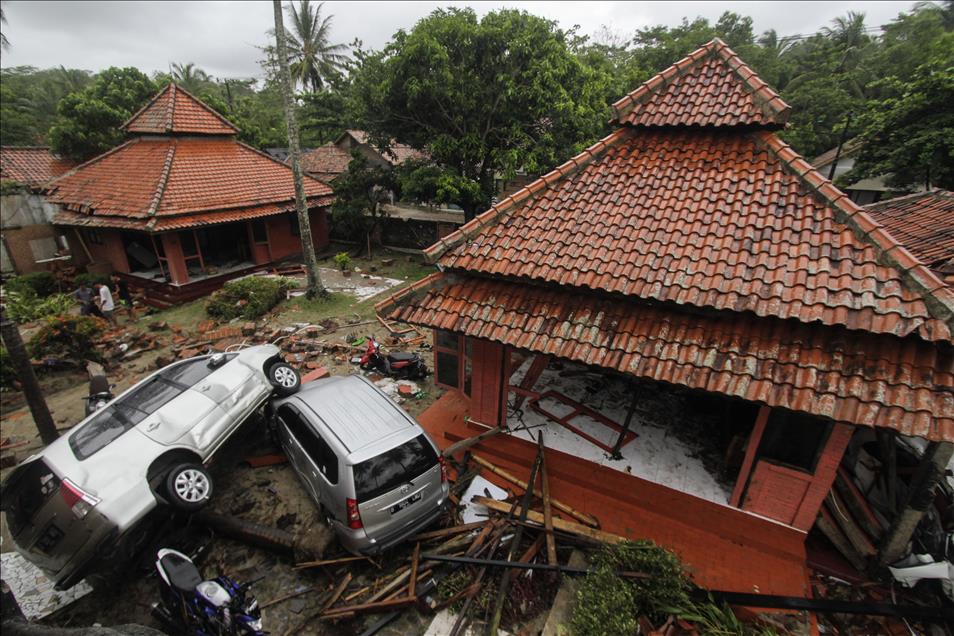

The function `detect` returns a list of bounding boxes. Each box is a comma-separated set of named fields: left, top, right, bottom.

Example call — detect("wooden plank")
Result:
left=321, top=572, right=353, bottom=612
left=511, top=354, right=551, bottom=408
left=293, top=555, right=372, bottom=570
left=827, top=490, right=877, bottom=557
left=817, top=506, right=866, bottom=572
left=442, top=426, right=504, bottom=458
left=408, top=543, right=420, bottom=599
left=412, top=521, right=485, bottom=542
left=472, top=454, right=600, bottom=528
left=518, top=534, right=546, bottom=564
left=730, top=405, right=770, bottom=507
left=539, top=433, right=558, bottom=565
left=473, top=496, right=627, bottom=545
left=835, top=467, right=885, bottom=539
left=321, top=596, right=414, bottom=619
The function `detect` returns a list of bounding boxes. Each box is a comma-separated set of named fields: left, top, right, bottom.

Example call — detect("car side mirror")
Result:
left=208, top=353, right=226, bottom=369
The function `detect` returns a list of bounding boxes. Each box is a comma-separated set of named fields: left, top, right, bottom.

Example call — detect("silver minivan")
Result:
left=269, top=375, right=448, bottom=554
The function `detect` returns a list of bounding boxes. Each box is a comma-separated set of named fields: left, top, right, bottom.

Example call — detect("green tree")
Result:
left=331, top=151, right=396, bottom=257
left=49, top=67, right=157, bottom=162
left=352, top=8, right=611, bottom=220
left=281, top=0, right=348, bottom=92
left=0, top=66, right=93, bottom=146
left=846, top=53, right=954, bottom=191
left=1, top=7, right=11, bottom=50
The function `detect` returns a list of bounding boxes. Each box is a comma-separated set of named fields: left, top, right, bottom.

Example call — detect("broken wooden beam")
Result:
left=442, top=426, right=503, bottom=458
left=472, top=453, right=600, bottom=528
left=419, top=553, right=649, bottom=579
left=473, top=496, right=626, bottom=545
left=539, top=432, right=557, bottom=565
left=293, top=555, right=374, bottom=570
left=411, top=521, right=486, bottom=542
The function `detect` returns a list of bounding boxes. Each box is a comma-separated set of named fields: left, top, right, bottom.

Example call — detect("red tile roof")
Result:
left=123, top=83, right=239, bottom=135
left=866, top=190, right=954, bottom=272
left=428, top=127, right=953, bottom=341
left=47, top=137, right=332, bottom=231
left=378, top=274, right=954, bottom=441
left=341, top=129, right=426, bottom=166
left=0, top=147, right=75, bottom=188
left=300, top=142, right=351, bottom=181
left=611, top=39, right=790, bottom=128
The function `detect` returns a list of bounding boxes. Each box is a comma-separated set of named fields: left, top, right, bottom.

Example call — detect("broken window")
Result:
left=29, top=237, right=59, bottom=262
left=757, top=409, right=832, bottom=473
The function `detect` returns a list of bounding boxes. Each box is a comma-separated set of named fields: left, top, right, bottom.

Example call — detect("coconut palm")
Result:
left=1, top=7, right=11, bottom=50
left=283, top=0, right=348, bottom=92
left=171, top=62, right=212, bottom=93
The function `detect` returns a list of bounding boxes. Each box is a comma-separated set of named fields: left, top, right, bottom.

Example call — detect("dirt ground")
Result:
left=0, top=247, right=451, bottom=634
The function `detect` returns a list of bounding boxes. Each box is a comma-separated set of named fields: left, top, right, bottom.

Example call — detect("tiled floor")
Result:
left=420, top=390, right=811, bottom=598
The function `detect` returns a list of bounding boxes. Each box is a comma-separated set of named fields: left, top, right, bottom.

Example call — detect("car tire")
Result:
left=268, top=362, right=301, bottom=396
left=164, top=463, right=214, bottom=512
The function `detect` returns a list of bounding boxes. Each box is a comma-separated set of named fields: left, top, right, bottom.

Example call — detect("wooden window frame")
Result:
left=433, top=330, right=472, bottom=396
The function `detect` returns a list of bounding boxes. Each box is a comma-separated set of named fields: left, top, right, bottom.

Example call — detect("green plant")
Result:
left=0, top=179, right=26, bottom=195
left=29, top=314, right=106, bottom=362
left=4, top=290, right=74, bottom=323
left=571, top=541, right=690, bottom=635
left=205, top=276, right=294, bottom=321
left=6, top=271, right=58, bottom=298
left=73, top=272, right=111, bottom=288
left=667, top=596, right=779, bottom=636
left=0, top=345, right=17, bottom=387
left=333, top=251, right=352, bottom=272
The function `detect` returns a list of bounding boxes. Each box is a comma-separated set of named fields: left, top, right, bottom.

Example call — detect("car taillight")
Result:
left=438, top=455, right=448, bottom=484
left=60, top=478, right=100, bottom=520
left=346, top=498, right=363, bottom=529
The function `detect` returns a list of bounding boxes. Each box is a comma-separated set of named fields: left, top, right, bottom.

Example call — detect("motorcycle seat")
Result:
left=160, top=552, right=202, bottom=594
left=387, top=352, right=417, bottom=362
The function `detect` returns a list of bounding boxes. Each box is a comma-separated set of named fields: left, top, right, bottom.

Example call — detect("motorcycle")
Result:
left=152, top=548, right=265, bottom=636
left=84, top=371, right=114, bottom=417
left=359, top=335, right=428, bottom=379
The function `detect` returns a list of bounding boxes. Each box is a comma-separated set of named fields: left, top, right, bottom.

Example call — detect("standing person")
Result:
left=93, top=282, right=117, bottom=326
left=72, top=282, right=103, bottom=318
left=111, top=274, right=135, bottom=321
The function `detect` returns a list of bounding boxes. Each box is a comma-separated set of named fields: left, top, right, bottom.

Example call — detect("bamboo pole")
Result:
left=472, top=454, right=600, bottom=528
left=538, top=433, right=558, bottom=565
left=473, top=496, right=627, bottom=545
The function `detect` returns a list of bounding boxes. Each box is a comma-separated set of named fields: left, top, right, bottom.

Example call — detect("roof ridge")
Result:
left=170, top=82, right=241, bottom=134
left=868, top=189, right=954, bottom=209
left=44, top=138, right=143, bottom=194
left=754, top=130, right=954, bottom=336
left=167, top=83, right=177, bottom=132
left=423, top=127, right=632, bottom=263
left=610, top=38, right=790, bottom=127
left=122, top=83, right=240, bottom=135
left=147, top=144, right=177, bottom=218
left=121, top=84, right=173, bottom=132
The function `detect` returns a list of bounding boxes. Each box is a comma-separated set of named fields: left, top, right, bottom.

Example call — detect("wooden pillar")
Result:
left=730, top=405, right=770, bottom=507
left=791, top=422, right=853, bottom=530
left=160, top=232, right=190, bottom=285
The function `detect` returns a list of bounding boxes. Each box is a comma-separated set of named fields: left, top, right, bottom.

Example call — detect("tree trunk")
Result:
left=0, top=308, right=58, bottom=445
left=272, top=0, right=325, bottom=299
left=877, top=441, right=954, bottom=567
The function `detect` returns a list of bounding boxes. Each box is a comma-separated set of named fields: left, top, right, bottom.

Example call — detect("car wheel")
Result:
left=164, top=463, right=213, bottom=512
left=268, top=362, right=301, bottom=396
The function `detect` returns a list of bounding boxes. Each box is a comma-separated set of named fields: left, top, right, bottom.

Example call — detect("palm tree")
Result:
left=283, top=1, right=348, bottom=92
left=272, top=0, right=326, bottom=299
left=822, top=11, right=871, bottom=72
left=1, top=7, right=11, bottom=50
left=171, top=62, right=212, bottom=93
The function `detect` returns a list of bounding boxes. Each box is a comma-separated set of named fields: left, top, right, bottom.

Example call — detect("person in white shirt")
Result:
left=94, top=282, right=117, bottom=326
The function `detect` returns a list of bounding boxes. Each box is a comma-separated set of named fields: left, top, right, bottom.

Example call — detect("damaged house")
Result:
left=45, top=83, right=334, bottom=306
left=377, top=39, right=954, bottom=596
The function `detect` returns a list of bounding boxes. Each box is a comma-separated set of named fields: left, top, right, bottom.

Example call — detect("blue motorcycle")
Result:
left=152, top=548, right=265, bottom=635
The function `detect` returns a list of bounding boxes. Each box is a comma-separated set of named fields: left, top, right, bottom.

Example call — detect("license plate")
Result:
left=389, top=492, right=422, bottom=514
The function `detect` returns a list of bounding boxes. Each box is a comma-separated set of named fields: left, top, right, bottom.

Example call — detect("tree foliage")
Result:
left=48, top=67, right=157, bottom=162
left=331, top=151, right=395, bottom=255
left=351, top=8, right=612, bottom=219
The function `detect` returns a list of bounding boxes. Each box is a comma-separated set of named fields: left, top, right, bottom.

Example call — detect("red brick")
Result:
left=301, top=367, right=330, bottom=383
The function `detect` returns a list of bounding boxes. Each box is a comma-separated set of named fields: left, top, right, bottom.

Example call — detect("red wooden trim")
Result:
left=433, top=330, right=461, bottom=391
left=149, top=233, right=167, bottom=280
left=792, top=422, right=853, bottom=530
left=528, top=390, right=636, bottom=453
left=730, top=405, right=770, bottom=507
left=193, top=229, right=206, bottom=272
left=836, top=466, right=885, bottom=534
left=513, top=354, right=551, bottom=409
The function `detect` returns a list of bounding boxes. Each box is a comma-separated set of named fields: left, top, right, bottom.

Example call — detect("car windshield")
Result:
left=352, top=434, right=438, bottom=502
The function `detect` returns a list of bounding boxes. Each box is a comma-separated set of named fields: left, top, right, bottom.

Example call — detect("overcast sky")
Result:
left=0, top=1, right=918, bottom=81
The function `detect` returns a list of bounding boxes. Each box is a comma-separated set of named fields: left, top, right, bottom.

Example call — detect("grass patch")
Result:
left=142, top=299, right=207, bottom=330
left=279, top=291, right=374, bottom=325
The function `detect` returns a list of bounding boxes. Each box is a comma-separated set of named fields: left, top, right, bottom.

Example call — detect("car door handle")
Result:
left=199, top=384, right=212, bottom=392
left=146, top=421, right=160, bottom=431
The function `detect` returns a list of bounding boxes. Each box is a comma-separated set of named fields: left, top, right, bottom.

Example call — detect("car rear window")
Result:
left=0, top=459, right=60, bottom=535
left=69, top=376, right=183, bottom=460
left=352, top=434, right=438, bottom=502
